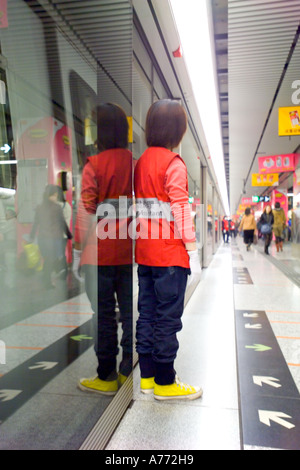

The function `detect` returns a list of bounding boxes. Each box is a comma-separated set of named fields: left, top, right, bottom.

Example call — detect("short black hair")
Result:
left=245, top=207, right=251, bottom=215
left=145, top=99, right=187, bottom=150
left=95, top=103, right=129, bottom=151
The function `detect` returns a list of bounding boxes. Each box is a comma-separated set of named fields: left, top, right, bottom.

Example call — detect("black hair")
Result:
left=145, top=99, right=187, bottom=150
left=43, top=184, right=58, bottom=202
left=95, top=103, right=129, bottom=151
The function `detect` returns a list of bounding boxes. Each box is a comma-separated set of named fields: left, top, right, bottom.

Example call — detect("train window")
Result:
left=58, top=170, right=68, bottom=192
left=0, top=0, right=133, bottom=451
left=133, top=27, right=152, bottom=81
left=153, top=68, right=169, bottom=100
left=133, top=58, right=152, bottom=134
left=0, top=69, right=14, bottom=191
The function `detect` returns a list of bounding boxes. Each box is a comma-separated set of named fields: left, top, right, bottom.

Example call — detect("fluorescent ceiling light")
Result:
left=169, top=0, right=230, bottom=215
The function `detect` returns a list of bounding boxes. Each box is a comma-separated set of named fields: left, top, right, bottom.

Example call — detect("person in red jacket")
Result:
left=134, top=99, right=203, bottom=401
left=222, top=216, right=230, bottom=243
left=74, top=103, right=132, bottom=395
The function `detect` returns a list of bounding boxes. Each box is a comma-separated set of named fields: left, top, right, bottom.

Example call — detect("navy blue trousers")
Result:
left=136, top=265, right=189, bottom=385
left=84, top=265, right=132, bottom=381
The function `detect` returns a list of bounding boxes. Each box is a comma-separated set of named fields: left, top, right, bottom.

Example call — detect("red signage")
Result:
left=0, top=0, right=8, bottom=28
left=241, top=197, right=253, bottom=206
left=258, top=154, right=296, bottom=173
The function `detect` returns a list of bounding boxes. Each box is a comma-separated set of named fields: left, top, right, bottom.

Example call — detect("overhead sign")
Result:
left=252, top=196, right=271, bottom=203
left=278, top=106, right=300, bottom=136
left=252, top=173, right=279, bottom=187
left=237, top=204, right=247, bottom=215
left=258, top=154, right=295, bottom=173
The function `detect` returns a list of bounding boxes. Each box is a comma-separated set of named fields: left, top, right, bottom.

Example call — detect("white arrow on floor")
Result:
left=259, top=410, right=295, bottom=429
left=28, top=362, right=58, bottom=371
left=0, top=144, right=11, bottom=154
left=245, top=323, right=262, bottom=329
left=253, top=376, right=282, bottom=388
left=0, top=389, right=22, bottom=402
left=243, top=313, right=259, bottom=318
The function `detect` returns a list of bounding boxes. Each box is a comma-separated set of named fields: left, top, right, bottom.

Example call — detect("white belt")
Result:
left=135, top=198, right=174, bottom=222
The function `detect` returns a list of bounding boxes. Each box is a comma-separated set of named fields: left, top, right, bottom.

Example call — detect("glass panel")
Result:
left=293, top=156, right=300, bottom=245
left=133, top=56, right=152, bottom=157
left=153, top=68, right=169, bottom=100
left=214, top=203, right=219, bottom=245
left=0, top=0, right=132, bottom=450
left=206, top=177, right=213, bottom=263
left=133, top=27, right=152, bottom=80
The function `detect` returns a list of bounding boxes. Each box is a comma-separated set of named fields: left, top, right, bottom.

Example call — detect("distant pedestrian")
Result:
left=239, top=207, right=256, bottom=251
left=222, top=216, right=230, bottom=243
left=259, top=205, right=274, bottom=255
left=230, top=219, right=237, bottom=238
left=273, top=202, right=286, bottom=252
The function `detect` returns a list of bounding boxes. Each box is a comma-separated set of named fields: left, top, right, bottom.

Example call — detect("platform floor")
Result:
left=0, top=238, right=299, bottom=450
left=106, top=238, right=300, bottom=451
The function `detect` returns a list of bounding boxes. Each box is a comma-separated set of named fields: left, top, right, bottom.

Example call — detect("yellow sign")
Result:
left=278, top=106, right=300, bottom=136
left=252, top=173, right=279, bottom=187
left=127, top=116, right=133, bottom=143
left=237, top=204, right=247, bottom=215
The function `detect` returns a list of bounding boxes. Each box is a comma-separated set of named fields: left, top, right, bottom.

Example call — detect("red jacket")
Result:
left=222, top=219, right=229, bottom=231
left=75, top=148, right=132, bottom=266
left=134, top=147, right=193, bottom=268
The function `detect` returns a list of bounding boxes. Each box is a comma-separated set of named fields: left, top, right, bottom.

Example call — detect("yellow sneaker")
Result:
left=78, top=375, right=118, bottom=396
left=118, top=373, right=128, bottom=387
left=140, top=377, right=155, bottom=394
left=154, top=375, right=203, bottom=401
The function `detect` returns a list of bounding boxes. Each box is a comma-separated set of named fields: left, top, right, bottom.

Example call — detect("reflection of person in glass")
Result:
left=74, top=103, right=132, bottom=395
left=30, top=184, right=72, bottom=288
left=0, top=195, right=17, bottom=289
left=55, top=185, right=72, bottom=279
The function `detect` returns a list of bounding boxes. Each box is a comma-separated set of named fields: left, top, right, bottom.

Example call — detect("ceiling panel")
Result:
left=228, top=0, right=300, bottom=212
left=29, top=0, right=133, bottom=101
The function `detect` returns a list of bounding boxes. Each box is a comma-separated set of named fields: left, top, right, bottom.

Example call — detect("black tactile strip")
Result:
left=235, top=309, right=300, bottom=450
left=232, top=267, right=253, bottom=285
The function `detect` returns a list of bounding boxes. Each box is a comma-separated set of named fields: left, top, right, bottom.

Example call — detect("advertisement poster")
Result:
left=237, top=204, right=247, bottom=216
left=252, top=173, right=279, bottom=187
left=295, top=168, right=300, bottom=186
left=0, top=0, right=8, bottom=28
left=271, top=190, right=288, bottom=216
left=258, top=154, right=296, bottom=173
left=278, top=106, right=300, bottom=136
